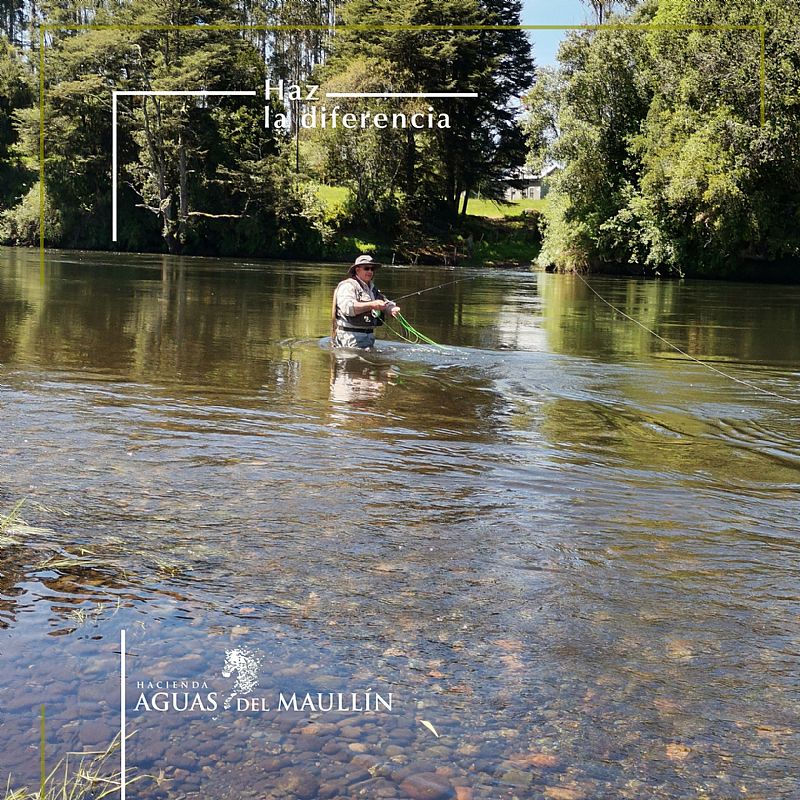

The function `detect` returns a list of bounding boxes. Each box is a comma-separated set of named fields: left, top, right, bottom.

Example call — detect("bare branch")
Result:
left=133, top=203, right=162, bottom=215
left=187, top=211, right=248, bottom=219
left=124, top=181, right=161, bottom=215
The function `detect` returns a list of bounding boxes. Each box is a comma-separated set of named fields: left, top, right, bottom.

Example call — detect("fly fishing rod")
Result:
left=384, top=273, right=482, bottom=345
left=392, top=273, right=482, bottom=303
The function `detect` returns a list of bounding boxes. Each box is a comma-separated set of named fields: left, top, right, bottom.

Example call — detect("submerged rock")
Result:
left=275, top=768, right=320, bottom=799
left=500, top=768, right=532, bottom=788
left=398, top=772, right=456, bottom=800
left=79, top=720, right=113, bottom=746
left=509, top=751, right=560, bottom=768
left=544, top=786, right=586, bottom=800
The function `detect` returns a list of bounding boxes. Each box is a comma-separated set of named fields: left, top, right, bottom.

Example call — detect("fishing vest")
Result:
left=335, top=278, right=385, bottom=330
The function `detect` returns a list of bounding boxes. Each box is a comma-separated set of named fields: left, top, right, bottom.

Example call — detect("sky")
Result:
left=521, top=0, right=595, bottom=65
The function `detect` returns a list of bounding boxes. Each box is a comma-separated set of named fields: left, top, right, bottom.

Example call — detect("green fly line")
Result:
left=575, top=272, right=800, bottom=405
left=387, top=312, right=441, bottom=347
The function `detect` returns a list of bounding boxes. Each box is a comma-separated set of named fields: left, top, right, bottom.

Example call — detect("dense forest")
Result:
left=0, top=0, right=533, bottom=259
left=1, top=0, right=798, bottom=279
left=526, top=0, right=800, bottom=278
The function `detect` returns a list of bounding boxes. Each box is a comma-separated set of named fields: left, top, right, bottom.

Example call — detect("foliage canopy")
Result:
left=526, top=0, right=800, bottom=278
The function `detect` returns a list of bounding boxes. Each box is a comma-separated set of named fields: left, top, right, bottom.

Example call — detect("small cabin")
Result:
left=503, top=164, right=561, bottom=201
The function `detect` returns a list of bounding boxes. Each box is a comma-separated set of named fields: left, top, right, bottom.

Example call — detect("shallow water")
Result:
left=1, top=247, right=799, bottom=799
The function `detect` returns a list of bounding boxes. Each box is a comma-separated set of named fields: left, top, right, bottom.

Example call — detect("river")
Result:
left=1, top=247, right=798, bottom=800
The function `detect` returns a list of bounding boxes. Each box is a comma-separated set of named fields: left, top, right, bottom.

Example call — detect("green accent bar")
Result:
left=39, top=704, right=45, bottom=799
left=761, top=26, right=766, bottom=127
left=39, top=27, right=45, bottom=284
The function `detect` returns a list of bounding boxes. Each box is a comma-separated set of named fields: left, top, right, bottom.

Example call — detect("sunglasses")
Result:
left=359, top=266, right=377, bottom=271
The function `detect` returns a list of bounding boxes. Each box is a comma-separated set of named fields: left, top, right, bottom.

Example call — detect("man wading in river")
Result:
left=331, top=255, right=401, bottom=349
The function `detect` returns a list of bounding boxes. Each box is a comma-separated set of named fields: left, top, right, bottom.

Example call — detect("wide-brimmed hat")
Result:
left=347, top=254, right=381, bottom=277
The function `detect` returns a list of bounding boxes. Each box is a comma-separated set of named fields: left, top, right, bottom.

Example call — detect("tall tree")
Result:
left=8, top=0, right=322, bottom=254
left=0, top=0, right=26, bottom=43
left=322, top=0, right=534, bottom=221
left=579, top=0, right=639, bottom=25
left=529, top=0, right=800, bottom=277
left=526, top=22, right=653, bottom=269
left=0, top=36, right=34, bottom=210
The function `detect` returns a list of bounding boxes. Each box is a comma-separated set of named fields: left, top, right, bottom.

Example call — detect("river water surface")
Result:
left=1, top=248, right=799, bottom=800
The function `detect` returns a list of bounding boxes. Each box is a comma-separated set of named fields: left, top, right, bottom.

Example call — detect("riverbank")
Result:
left=6, top=190, right=798, bottom=280
left=546, top=256, right=800, bottom=284
left=2, top=211, right=543, bottom=270
left=323, top=211, right=542, bottom=268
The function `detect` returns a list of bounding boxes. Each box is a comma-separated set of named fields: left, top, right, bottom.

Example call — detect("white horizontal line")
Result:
left=325, top=92, right=478, bottom=98
left=113, top=90, right=257, bottom=96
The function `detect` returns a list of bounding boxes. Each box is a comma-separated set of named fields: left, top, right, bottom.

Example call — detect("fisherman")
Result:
left=331, top=254, right=401, bottom=349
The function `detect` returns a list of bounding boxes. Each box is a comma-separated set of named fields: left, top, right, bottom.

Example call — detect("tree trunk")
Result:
left=444, top=159, right=455, bottom=214
left=451, top=169, right=462, bottom=217
left=161, top=194, right=179, bottom=254
left=294, top=98, right=300, bottom=173
left=178, top=130, right=188, bottom=246
left=405, top=128, right=416, bottom=198
left=142, top=96, right=180, bottom=253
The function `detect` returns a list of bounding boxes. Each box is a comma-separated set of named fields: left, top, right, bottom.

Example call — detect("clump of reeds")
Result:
left=3, top=733, right=150, bottom=800
left=0, top=500, right=58, bottom=550
left=0, top=499, right=26, bottom=546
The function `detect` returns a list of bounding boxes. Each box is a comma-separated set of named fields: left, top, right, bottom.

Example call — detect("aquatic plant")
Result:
left=152, top=558, right=185, bottom=578
left=0, top=501, right=64, bottom=550
left=3, top=733, right=149, bottom=800
left=66, top=599, right=125, bottom=628
left=0, top=499, right=26, bottom=546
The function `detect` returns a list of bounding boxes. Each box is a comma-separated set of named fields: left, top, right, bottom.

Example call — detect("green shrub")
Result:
left=0, top=182, right=62, bottom=246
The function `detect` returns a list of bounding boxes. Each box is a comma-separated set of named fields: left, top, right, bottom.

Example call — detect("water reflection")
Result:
left=1, top=247, right=799, bottom=799
left=538, top=271, right=800, bottom=365
left=329, top=350, right=395, bottom=405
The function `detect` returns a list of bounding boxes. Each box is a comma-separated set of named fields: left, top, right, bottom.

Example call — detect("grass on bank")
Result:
left=315, top=184, right=350, bottom=215
left=463, top=196, right=547, bottom=219
left=333, top=213, right=541, bottom=267
left=463, top=213, right=541, bottom=266
left=315, top=184, right=547, bottom=220
left=314, top=184, right=543, bottom=266
left=3, top=734, right=150, bottom=800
